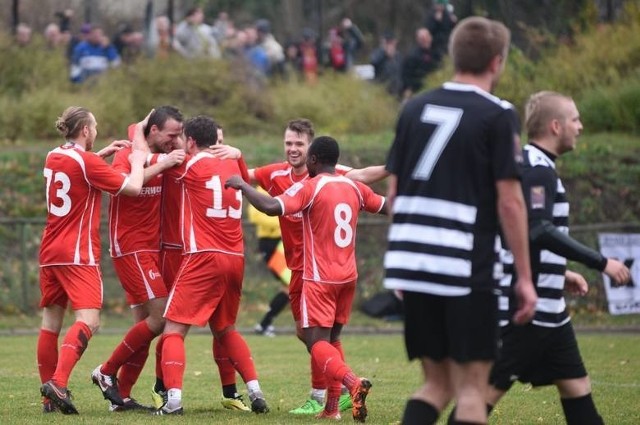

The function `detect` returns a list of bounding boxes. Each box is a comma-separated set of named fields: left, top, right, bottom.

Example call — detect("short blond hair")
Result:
left=524, top=91, right=573, bottom=140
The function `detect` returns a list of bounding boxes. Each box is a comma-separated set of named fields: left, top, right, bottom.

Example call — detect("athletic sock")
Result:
left=310, top=341, right=352, bottom=389
left=324, top=381, right=341, bottom=414
left=331, top=339, right=345, bottom=361
left=218, top=330, right=257, bottom=382
left=155, top=334, right=165, bottom=384
left=37, top=328, right=59, bottom=384
left=311, top=346, right=327, bottom=390
left=402, top=399, right=439, bottom=425
left=222, top=384, right=239, bottom=399
left=561, top=393, right=604, bottom=425
left=213, top=337, right=237, bottom=386
left=161, top=333, right=185, bottom=391
left=52, top=321, right=92, bottom=387
left=102, top=320, right=155, bottom=375
left=117, top=343, right=150, bottom=398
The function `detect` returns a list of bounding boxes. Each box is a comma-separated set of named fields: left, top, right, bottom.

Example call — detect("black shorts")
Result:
left=403, top=290, right=499, bottom=363
left=490, top=321, right=587, bottom=390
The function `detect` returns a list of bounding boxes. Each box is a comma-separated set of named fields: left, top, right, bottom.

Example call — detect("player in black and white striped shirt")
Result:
left=487, top=91, right=630, bottom=425
left=383, top=16, right=537, bottom=425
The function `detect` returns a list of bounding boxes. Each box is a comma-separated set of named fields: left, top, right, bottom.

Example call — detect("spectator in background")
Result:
left=211, top=11, right=232, bottom=44
left=66, top=23, right=91, bottom=64
left=425, top=0, right=457, bottom=59
left=401, top=27, right=441, bottom=99
left=299, top=28, right=319, bottom=84
left=15, top=23, right=32, bottom=47
left=244, top=26, right=270, bottom=77
left=326, top=18, right=364, bottom=72
left=148, top=15, right=174, bottom=59
left=173, top=6, right=221, bottom=59
left=44, top=23, right=65, bottom=50
left=370, top=30, right=402, bottom=98
left=282, top=41, right=303, bottom=82
left=70, top=25, right=121, bottom=84
left=112, top=23, right=144, bottom=63
left=255, top=19, right=285, bottom=77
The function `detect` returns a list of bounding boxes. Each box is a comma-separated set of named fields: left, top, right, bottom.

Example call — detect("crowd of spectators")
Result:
left=8, top=2, right=457, bottom=98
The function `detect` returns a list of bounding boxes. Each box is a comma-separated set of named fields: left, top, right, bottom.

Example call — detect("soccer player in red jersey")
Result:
left=38, top=107, right=148, bottom=414
left=152, top=125, right=256, bottom=412
left=211, top=118, right=387, bottom=414
left=92, top=106, right=186, bottom=411
left=154, top=116, right=268, bottom=415
left=226, top=135, right=386, bottom=422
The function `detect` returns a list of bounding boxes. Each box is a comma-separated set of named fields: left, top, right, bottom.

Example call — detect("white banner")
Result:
left=598, top=233, right=640, bottom=315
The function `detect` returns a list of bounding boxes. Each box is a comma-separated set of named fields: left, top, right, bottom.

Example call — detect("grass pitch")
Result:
left=0, top=331, right=638, bottom=424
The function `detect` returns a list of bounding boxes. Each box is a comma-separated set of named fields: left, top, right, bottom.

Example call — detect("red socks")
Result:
left=37, top=329, right=59, bottom=384
left=217, top=330, right=257, bottom=382
left=310, top=340, right=353, bottom=389
left=161, top=333, right=185, bottom=390
left=102, top=320, right=155, bottom=376
left=52, top=321, right=92, bottom=387
left=117, top=344, right=150, bottom=398
left=213, top=337, right=237, bottom=386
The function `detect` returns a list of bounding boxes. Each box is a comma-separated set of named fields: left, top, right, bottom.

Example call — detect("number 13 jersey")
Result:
left=40, top=143, right=129, bottom=266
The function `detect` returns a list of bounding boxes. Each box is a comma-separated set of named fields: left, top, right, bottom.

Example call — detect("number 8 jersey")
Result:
left=276, top=173, right=385, bottom=284
left=40, top=143, right=129, bottom=266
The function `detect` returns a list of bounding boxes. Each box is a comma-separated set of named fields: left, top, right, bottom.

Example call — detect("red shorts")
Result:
left=165, top=252, right=244, bottom=328
left=288, top=269, right=304, bottom=322
left=39, top=265, right=103, bottom=310
left=301, top=280, right=356, bottom=328
left=112, top=252, right=167, bottom=306
left=160, top=246, right=183, bottom=290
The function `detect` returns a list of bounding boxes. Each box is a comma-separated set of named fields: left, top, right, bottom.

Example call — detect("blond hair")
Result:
left=524, top=91, right=573, bottom=140
left=55, top=106, right=93, bottom=139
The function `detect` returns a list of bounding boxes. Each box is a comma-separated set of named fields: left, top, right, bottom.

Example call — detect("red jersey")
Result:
left=164, top=152, right=248, bottom=255
left=253, top=162, right=352, bottom=271
left=160, top=174, right=182, bottom=248
left=276, top=173, right=384, bottom=283
left=108, top=145, right=163, bottom=257
left=39, top=143, right=129, bottom=266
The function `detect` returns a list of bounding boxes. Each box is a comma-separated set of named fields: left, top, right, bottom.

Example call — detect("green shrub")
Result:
left=580, top=75, right=640, bottom=134
left=270, top=73, right=398, bottom=135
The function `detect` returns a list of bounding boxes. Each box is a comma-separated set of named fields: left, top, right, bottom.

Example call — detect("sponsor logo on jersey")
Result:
left=148, top=269, right=160, bottom=280
left=530, top=186, right=545, bottom=209
left=140, top=186, right=162, bottom=196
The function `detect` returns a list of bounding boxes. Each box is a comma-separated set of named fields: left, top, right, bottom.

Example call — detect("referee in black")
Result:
left=479, top=91, right=630, bottom=425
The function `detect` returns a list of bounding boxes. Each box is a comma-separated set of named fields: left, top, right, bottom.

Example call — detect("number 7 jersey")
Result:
left=276, top=173, right=385, bottom=284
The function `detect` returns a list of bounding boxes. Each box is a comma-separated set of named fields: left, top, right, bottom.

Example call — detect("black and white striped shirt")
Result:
left=384, top=82, right=522, bottom=296
left=500, top=143, right=570, bottom=327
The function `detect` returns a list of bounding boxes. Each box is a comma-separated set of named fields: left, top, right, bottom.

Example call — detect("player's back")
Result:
left=301, top=174, right=383, bottom=283
left=41, top=144, right=125, bottom=266
left=178, top=153, right=244, bottom=255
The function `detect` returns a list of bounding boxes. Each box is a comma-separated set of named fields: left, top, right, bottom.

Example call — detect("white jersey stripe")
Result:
left=385, top=251, right=472, bottom=277
left=393, top=196, right=477, bottom=224
left=388, top=223, right=473, bottom=250
left=385, top=278, right=471, bottom=296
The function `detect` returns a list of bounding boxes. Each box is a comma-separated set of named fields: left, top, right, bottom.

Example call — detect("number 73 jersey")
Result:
left=164, top=152, right=248, bottom=255
left=276, top=173, right=385, bottom=284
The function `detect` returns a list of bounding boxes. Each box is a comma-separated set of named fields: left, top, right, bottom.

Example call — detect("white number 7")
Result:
left=412, top=105, right=463, bottom=181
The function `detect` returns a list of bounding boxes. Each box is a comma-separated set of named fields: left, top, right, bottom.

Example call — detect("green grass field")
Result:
left=0, top=330, right=638, bottom=424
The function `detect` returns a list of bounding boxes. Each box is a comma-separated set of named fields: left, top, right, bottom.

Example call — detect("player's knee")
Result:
left=146, top=315, right=166, bottom=335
